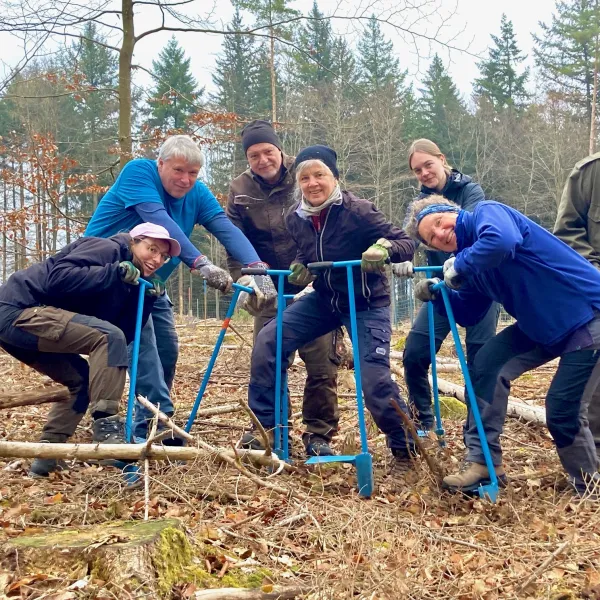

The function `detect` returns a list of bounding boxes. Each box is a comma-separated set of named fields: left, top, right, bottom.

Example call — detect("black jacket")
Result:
left=419, top=169, right=485, bottom=266
left=0, top=234, right=153, bottom=343
left=285, top=191, right=416, bottom=313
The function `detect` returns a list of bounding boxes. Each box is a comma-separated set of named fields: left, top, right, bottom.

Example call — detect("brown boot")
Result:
left=443, top=461, right=507, bottom=493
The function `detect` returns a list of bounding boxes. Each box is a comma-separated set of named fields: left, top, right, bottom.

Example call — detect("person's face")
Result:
left=131, top=237, right=171, bottom=277
left=418, top=212, right=459, bottom=252
left=157, top=157, right=200, bottom=198
left=298, top=163, right=337, bottom=207
left=410, top=151, right=448, bottom=191
left=246, top=143, right=283, bottom=183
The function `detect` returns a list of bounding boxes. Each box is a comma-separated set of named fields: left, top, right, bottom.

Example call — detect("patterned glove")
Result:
left=361, top=238, right=392, bottom=272
left=235, top=274, right=278, bottom=316
left=191, top=255, right=233, bottom=293
left=392, top=261, right=414, bottom=278
left=443, top=257, right=463, bottom=290
left=246, top=261, right=277, bottom=309
left=414, top=278, right=441, bottom=302
left=288, top=262, right=315, bottom=287
left=119, top=261, right=140, bottom=285
left=145, top=277, right=166, bottom=297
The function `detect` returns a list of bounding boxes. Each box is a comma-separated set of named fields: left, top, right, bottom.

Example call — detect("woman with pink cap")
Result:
left=0, top=223, right=180, bottom=477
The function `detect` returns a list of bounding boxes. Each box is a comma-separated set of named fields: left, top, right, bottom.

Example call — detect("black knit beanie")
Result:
left=241, top=120, right=282, bottom=154
left=294, top=145, right=339, bottom=179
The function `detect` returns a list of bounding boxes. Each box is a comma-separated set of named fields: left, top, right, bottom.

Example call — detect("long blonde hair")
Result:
left=407, top=139, right=452, bottom=174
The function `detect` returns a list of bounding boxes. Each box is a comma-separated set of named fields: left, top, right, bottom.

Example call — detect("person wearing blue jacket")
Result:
left=0, top=223, right=180, bottom=477
left=85, top=135, right=277, bottom=441
left=401, top=139, right=499, bottom=434
left=403, top=195, right=600, bottom=498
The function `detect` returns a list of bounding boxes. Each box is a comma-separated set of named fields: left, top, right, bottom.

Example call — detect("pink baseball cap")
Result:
left=129, top=223, right=181, bottom=257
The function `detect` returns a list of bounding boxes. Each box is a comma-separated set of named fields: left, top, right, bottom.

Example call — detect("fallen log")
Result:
left=0, top=441, right=287, bottom=470
left=431, top=375, right=546, bottom=425
left=0, top=385, right=69, bottom=410
left=193, top=587, right=307, bottom=599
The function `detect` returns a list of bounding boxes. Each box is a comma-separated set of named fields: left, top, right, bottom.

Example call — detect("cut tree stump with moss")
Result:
left=0, top=519, right=211, bottom=599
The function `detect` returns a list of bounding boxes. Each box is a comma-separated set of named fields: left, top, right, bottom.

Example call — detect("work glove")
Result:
left=361, top=238, right=392, bottom=272
left=288, top=262, right=315, bottom=287
left=414, top=278, right=441, bottom=303
left=191, top=255, right=233, bottom=293
left=443, top=257, right=463, bottom=290
left=292, top=282, right=315, bottom=302
left=145, top=277, right=166, bottom=297
left=119, top=261, right=140, bottom=285
left=392, top=261, right=414, bottom=278
left=235, top=269, right=277, bottom=316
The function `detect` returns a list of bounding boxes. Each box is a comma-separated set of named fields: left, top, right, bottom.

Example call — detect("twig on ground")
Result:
left=236, top=397, right=272, bottom=457
left=517, top=538, right=573, bottom=592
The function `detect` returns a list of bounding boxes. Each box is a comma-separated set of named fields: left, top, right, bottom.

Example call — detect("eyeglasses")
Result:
left=135, top=238, right=171, bottom=263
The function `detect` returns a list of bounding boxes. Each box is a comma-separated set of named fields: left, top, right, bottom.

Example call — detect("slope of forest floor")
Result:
left=0, top=317, right=599, bottom=600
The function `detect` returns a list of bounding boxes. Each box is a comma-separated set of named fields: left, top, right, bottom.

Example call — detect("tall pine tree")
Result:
left=148, top=37, right=202, bottom=130
left=475, top=14, right=529, bottom=110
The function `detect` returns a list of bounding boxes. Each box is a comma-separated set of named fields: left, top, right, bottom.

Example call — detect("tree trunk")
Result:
left=269, top=25, right=277, bottom=122
left=178, top=268, right=184, bottom=316
left=118, top=0, right=135, bottom=167
left=0, top=386, right=70, bottom=410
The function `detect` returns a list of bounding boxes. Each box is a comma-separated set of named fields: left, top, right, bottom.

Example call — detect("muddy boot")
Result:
left=443, top=461, right=507, bottom=494
left=29, top=435, right=70, bottom=478
left=92, top=415, right=125, bottom=444
left=303, top=434, right=334, bottom=457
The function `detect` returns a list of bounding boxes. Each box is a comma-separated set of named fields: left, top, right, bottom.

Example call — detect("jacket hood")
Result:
left=109, top=232, right=134, bottom=256
left=421, top=169, right=472, bottom=196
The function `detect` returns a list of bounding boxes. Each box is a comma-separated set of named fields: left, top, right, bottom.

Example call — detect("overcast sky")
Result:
left=0, top=0, right=557, bottom=102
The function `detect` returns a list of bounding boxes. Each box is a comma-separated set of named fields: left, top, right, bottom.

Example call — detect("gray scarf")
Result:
left=300, top=184, right=342, bottom=216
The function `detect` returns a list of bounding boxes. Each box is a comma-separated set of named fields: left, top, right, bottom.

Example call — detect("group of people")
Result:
left=1, top=122, right=599, bottom=499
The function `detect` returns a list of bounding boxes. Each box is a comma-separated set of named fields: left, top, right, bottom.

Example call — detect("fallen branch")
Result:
left=193, top=586, right=307, bottom=599
left=431, top=376, right=547, bottom=425
left=0, top=385, right=70, bottom=409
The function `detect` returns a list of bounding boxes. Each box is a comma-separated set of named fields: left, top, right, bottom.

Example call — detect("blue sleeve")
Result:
left=193, top=181, right=227, bottom=224
left=460, top=182, right=485, bottom=212
left=118, top=160, right=166, bottom=209
left=134, top=203, right=201, bottom=267
left=433, top=286, right=494, bottom=327
left=203, top=212, right=260, bottom=265
left=454, top=204, right=523, bottom=276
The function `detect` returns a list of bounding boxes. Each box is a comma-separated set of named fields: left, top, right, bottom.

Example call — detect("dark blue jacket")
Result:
left=437, top=201, right=600, bottom=348
left=0, top=234, right=153, bottom=343
left=286, top=191, right=416, bottom=313
left=419, top=169, right=485, bottom=266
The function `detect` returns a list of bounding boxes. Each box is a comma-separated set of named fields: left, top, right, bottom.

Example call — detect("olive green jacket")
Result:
left=554, top=152, right=600, bottom=270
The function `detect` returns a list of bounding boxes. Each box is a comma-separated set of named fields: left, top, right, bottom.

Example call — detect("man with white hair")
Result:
left=85, top=135, right=276, bottom=441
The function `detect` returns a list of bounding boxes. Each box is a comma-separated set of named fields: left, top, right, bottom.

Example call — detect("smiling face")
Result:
left=418, top=212, right=459, bottom=252
left=131, top=236, right=171, bottom=277
left=157, top=157, right=200, bottom=198
left=246, top=142, right=283, bottom=183
left=298, top=162, right=337, bottom=207
left=410, top=151, right=448, bottom=192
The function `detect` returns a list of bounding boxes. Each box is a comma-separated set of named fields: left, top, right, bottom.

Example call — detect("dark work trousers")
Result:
left=0, top=304, right=128, bottom=443
left=249, top=291, right=414, bottom=451
left=466, top=322, right=600, bottom=489
left=254, top=304, right=340, bottom=442
left=403, top=301, right=500, bottom=429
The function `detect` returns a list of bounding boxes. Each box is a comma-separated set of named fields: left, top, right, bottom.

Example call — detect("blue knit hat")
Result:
left=294, top=145, right=339, bottom=179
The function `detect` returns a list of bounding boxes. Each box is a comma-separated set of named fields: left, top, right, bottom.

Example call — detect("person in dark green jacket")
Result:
left=401, top=139, right=499, bottom=433
left=554, top=152, right=600, bottom=458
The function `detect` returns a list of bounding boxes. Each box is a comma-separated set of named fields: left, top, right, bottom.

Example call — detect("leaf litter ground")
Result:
left=0, top=318, right=599, bottom=599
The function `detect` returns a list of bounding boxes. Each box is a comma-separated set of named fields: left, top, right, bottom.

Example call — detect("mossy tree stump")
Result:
left=1, top=518, right=202, bottom=598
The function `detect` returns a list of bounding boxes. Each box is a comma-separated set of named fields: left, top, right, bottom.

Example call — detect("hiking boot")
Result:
left=442, top=461, right=507, bottom=494
left=569, top=472, right=600, bottom=501
left=28, top=438, right=69, bottom=478
left=304, top=434, right=335, bottom=457
left=92, top=415, right=125, bottom=444
left=239, top=428, right=275, bottom=451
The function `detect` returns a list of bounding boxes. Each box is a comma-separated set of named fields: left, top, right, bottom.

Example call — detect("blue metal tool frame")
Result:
left=184, top=281, right=254, bottom=433
left=303, top=260, right=374, bottom=498
left=412, top=270, right=499, bottom=502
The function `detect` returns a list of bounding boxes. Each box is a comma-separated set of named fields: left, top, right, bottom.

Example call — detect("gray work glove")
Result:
left=235, top=272, right=277, bottom=316
left=414, top=278, right=441, bottom=302
left=119, top=261, right=140, bottom=285
left=443, top=257, right=463, bottom=290
left=392, top=261, right=414, bottom=278
left=191, top=255, right=233, bottom=293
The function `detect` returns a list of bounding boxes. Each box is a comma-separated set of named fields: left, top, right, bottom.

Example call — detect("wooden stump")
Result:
left=1, top=519, right=202, bottom=599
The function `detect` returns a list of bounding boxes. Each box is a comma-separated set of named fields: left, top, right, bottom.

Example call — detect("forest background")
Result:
left=0, top=0, right=597, bottom=316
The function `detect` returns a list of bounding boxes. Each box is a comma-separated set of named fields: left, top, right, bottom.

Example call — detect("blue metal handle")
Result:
left=413, top=266, right=443, bottom=273
left=125, top=277, right=153, bottom=443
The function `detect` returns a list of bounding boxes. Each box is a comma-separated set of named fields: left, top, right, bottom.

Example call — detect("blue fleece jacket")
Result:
left=84, top=159, right=259, bottom=280
left=437, top=201, right=600, bottom=347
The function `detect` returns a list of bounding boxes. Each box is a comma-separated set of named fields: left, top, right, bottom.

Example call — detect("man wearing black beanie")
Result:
left=226, top=120, right=340, bottom=457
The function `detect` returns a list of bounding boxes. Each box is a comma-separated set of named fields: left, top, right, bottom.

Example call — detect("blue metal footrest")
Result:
left=305, top=453, right=373, bottom=497
left=305, top=454, right=357, bottom=465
